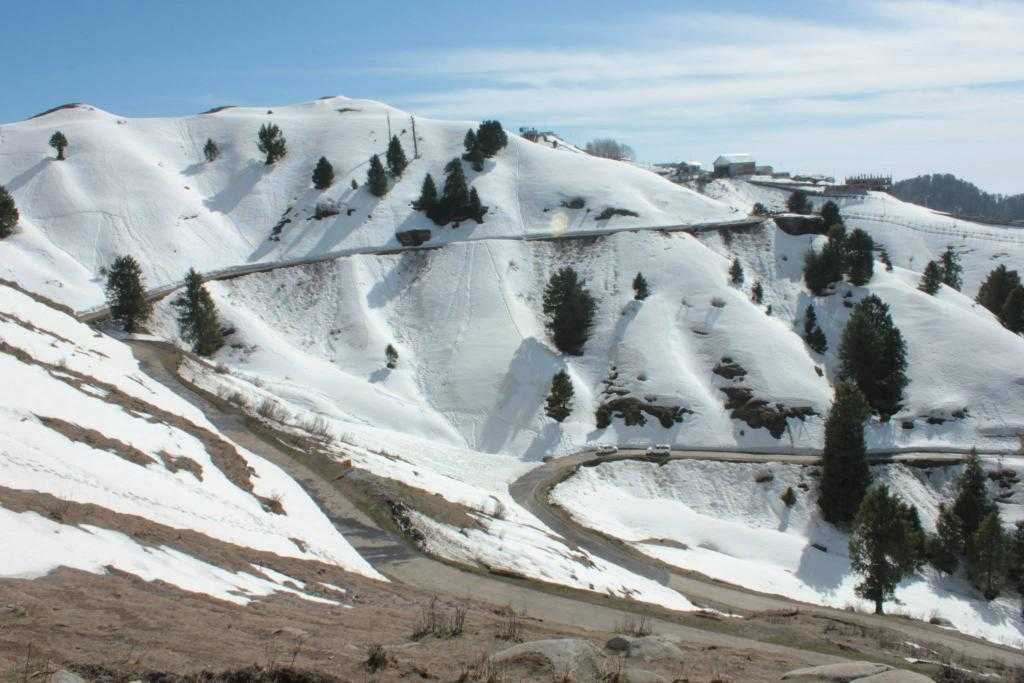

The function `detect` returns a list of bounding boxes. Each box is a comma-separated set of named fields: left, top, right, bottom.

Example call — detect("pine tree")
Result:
left=351, top=179, right=358, bottom=190
left=367, top=154, right=388, bottom=197
left=940, top=246, right=963, bottom=291
left=595, top=404, right=611, bottom=429
left=751, top=202, right=768, bottom=216
left=928, top=503, right=964, bottom=575
left=413, top=173, right=438, bottom=213
left=838, top=295, right=908, bottom=419
left=819, top=381, right=871, bottom=525
left=976, top=264, right=1021, bottom=316
left=467, top=187, right=487, bottom=223
left=919, top=260, right=943, bottom=294
left=49, top=131, right=68, bottom=160
left=105, top=255, right=152, bottom=333
left=1007, top=521, right=1024, bottom=612
left=953, top=450, right=995, bottom=543
left=968, top=511, right=1006, bottom=600
left=545, top=370, right=574, bottom=422
left=171, top=269, right=223, bottom=357
left=462, top=140, right=485, bottom=172
left=879, top=247, right=893, bottom=272
left=803, top=250, right=831, bottom=296
left=257, top=124, right=286, bottom=165
left=633, top=272, right=649, bottom=300
left=203, top=138, right=219, bottom=162
left=820, top=200, right=842, bottom=226
left=0, top=185, right=18, bottom=239
left=845, top=229, right=874, bottom=286
left=475, top=120, right=508, bottom=157
left=1000, top=286, right=1024, bottom=333
left=820, top=238, right=846, bottom=287
left=385, top=344, right=399, bottom=369
left=312, top=156, right=334, bottom=190
left=848, top=484, right=925, bottom=614
left=729, top=258, right=744, bottom=285
left=463, top=129, right=477, bottom=154
left=386, top=135, right=408, bottom=177
left=439, top=158, right=469, bottom=222
left=787, top=190, right=811, bottom=215
left=543, top=267, right=597, bottom=355
left=803, top=305, right=828, bottom=354
left=751, top=281, right=764, bottom=304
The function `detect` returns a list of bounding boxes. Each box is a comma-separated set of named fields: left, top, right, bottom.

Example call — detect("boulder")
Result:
left=857, top=671, right=934, bottom=682
left=50, top=671, right=88, bottom=683
left=606, top=636, right=631, bottom=652
left=781, top=662, right=892, bottom=681
left=622, top=668, right=669, bottom=683
left=491, top=638, right=605, bottom=679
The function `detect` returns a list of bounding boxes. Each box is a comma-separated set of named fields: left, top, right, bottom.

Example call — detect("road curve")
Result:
left=125, top=339, right=848, bottom=668
left=510, top=450, right=1024, bottom=668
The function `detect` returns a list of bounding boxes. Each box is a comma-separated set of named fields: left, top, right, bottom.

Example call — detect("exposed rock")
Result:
left=713, top=357, right=748, bottom=380
left=606, top=636, right=631, bottom=652
left=491, top=638, right=605, bottom=679
left=720, top=387, right=816, bottom=439
left=775, top=213, right=827, bottom=236
left=857, top=671, right=934, bottom=682
left=599, top=396, right=692, bottom=428
left=622, top=668, right=669, bottom=683
left=618, top=636, right=687, bottom=664
left=780, top=661, right=922, bottom=681
left=50, top=671, right=89, bottom=683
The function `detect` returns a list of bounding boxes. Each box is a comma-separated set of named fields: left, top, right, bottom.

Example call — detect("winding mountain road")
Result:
left=128, top=339, right=1024, bottom=670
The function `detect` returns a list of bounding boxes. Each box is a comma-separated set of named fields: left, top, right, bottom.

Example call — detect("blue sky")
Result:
left=4, top=0, right=1023, bottom=192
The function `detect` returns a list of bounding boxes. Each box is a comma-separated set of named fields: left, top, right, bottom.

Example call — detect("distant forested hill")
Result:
left=891, top=174, right=1024, bottom=223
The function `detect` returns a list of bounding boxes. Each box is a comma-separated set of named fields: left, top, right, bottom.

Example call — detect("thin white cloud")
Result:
left=385, top=0, right=1024, bottom=191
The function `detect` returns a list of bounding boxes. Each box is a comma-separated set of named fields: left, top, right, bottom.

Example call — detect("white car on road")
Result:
left=594, top=445, right=618, bottom=456
left=646, top=444, right=671, bottom=455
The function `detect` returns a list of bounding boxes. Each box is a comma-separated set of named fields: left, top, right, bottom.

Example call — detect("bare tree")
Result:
left=584, top=138, right=635, bottom=161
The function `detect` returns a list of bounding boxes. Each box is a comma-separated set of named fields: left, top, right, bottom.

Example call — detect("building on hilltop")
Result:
left=713, top=154, right=756, bottom=178
left=845, top=174, right=892, bottom=192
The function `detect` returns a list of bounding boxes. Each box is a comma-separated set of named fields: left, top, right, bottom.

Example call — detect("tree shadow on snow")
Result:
left=369, top=367, right=390, bottom=384
left=205, top=159, right=265, bottom=215
left=478, top=337, right=563, bottom=455
left=3, top=159, right=50, bottom=193
left=366, top=250, right=428, bottom=309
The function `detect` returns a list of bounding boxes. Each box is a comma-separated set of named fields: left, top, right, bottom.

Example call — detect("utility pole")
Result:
left=410, top=115, right=419, bottom=158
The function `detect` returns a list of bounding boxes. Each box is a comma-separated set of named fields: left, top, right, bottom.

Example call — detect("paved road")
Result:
left=510, top=450, right=1024, bottom=668
left=126, top=339, right=848, bottom=668
left=78, top=217, right=764, bottom=322
left=127, top=340, right=1024, bottom=669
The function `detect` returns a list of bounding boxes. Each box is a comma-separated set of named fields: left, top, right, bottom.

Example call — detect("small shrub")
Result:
left=781, top=486, right=797, bottom=507
left=364, top=643, right=388, bottom=673
left=595, top=207, right=639, bottom=221
left=754, top=470, right=774, bottom=483
left=497, top=604, right=524, bottom=642
left=616, top=613, right=653, bottom=637
left=561, top=196, right=586, bottom=209
left=313, top=201, right=340, bottom=220
left=256, top=397, right=289, bottom=422
left=710, top=296, right=727, bottom=308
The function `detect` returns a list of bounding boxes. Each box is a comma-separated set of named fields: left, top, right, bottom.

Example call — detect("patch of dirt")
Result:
left=35, top=415, right=157, bottom=467
left=720, top=386, right=817, bottom=439
left=713, top=357, right=748, bottom=380
left=158, top=451, right=204, bottom=480
left=599, top=396, right=692, bottom=428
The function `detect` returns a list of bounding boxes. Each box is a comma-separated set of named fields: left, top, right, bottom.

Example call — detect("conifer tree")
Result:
left=845, top=229, right=875, bottom=286
left=49, top=131, right=68, bottom=160
left=367, top=154, right=388, bottom=197
left=351, top=179, right=358, bottom=190
left=386, top=135, right=408, bottom=177
left=838, top=295, right=908, bottom=418
left=467, top=187, right=487, bottom=223
left=787, top=190, right=811, bottom=214
left=413, top=173, right=438, bottom=213
left=1007, top=521, right=1024, bottom=613
left=953, top=450, right=995, bottom=543
left=803, top=250, right=831, bottom=295
left=803, top=305, right=828, bottom=354
left=545, top=370, right=574, bottom=422
left=475, top=120, right=508, bottom=157
left=595, top=404, right=611, bottom=429
left=729, top=258, right=744, bottom=285
left=463, top=129, right=477, bottom=154
left=172, top=268, right=223, bottom=357
left=105, top=255, right=152, bottom=333
left=633, top=272, right=649, bottom=300
left=385, top=344, right=399, bottom=369
left=819, top=381, right=871, bottom=525
left=928, top=503, right=964, bottom=575
left=257, top=124, right=286, bottom=165
left=879, top=247, right=893, bottom=272
left=968, top=511, right=1006, bottom=600
left=543, top=267, right=597, bottom=355
left=1001, top=286, right=1024, bottom=333
left=848, top=484, right=924, bottom=614
left=440, top=158, right=469, bottom=221
left=940, top=246, right=963, bottom=291
left=751, top=281, right=764, bottom=304
left=976, top=264, right=1021, bottom=316
left=312, top=156, right=334, bottom=190
left=0, top=185, right=18, bottom=239
left=919, top=260, right=943, bottom=294
left=203, top=138, right=219, bottom=162
left=820, top=200, right=842, bottom=226
left=751, top=202, right=768, bottom=216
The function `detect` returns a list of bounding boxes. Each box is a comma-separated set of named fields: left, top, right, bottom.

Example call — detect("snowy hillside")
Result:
left=0, top=97, right=735, bottom=311
left=0, top=280, right=382, bottom=604
left=552, top=457, right=1024, bottom=647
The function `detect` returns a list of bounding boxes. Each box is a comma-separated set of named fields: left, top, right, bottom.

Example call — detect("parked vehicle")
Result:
left=594, top=445, right=618, bottom=456
left=646, top=444, right=671, bottom=455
